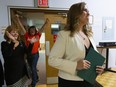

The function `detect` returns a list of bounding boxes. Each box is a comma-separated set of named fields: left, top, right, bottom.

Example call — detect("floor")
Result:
left=36, top=84, right=57, bottom=87
left=37, top=50, right=46, bottom=85
left=36, top=69, right=116, bottom=87
left=96, top=68, right=116, bottom=87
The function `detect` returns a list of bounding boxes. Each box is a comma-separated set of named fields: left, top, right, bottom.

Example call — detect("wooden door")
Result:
left=9, top=7, right=67, bottom=84
left=44, top=13, right=67, bottom=84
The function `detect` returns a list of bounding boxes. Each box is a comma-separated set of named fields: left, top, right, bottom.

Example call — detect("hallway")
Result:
left=36, top=50, right=46, bottom=85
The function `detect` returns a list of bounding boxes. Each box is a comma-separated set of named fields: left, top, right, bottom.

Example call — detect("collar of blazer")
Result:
left=89, top=37, right=98, bottom=52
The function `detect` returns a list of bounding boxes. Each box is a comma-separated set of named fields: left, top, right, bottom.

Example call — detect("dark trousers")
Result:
left=27, top=53, right=39, bottom=86
left=58, top=77, right=94, bottom=87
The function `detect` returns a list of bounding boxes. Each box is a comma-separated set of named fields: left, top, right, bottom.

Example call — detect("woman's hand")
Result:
left=13, top=40, right=19, bottom=50
left=76, top=59, right=91, bottom=70
left=45, top=18, right=49, bottom=24
left=27, top=36, right=39, bottom=44
left=96, top=66, right=104, bottom=74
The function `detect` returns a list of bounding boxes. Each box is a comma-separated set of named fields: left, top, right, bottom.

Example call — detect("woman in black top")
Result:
left=1, top=25, right=28, bottom=87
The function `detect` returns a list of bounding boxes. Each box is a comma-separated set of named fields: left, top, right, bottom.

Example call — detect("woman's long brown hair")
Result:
left=64, top=2, right=93, bottom=37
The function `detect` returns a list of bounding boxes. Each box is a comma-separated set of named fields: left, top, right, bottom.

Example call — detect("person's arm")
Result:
left=48, top=31, right=77, bottom=75
left=6, top=31, right=19, bottom=50
left=15, top=14, right=26, bottom=34
left=38, top=18, right=49, bottom=33
left=1, top=41, right=14, bottom=57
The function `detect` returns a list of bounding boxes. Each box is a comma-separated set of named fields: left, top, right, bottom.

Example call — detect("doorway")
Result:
left=8, top=7, right=68, bottom=84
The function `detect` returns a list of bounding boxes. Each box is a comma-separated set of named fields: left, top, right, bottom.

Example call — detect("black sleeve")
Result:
left=20, top=41, right=26, bottom=50
left=0, top=60, right=4, bottom=85
left=1, top=41, right=14, bottom=57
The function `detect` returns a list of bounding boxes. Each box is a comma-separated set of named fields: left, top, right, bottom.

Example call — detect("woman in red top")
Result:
left=16, top=15, right=49, bottom=87
left=25, top=26, right=41, bottom=87
left=25, top=26, right=42, bottom=55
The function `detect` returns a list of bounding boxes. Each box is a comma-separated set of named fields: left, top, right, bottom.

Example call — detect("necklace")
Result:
left=78, top=33, right=85, bottom=40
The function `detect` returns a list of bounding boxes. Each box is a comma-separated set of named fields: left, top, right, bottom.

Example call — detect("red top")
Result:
left=25, top=32, right=41, bottom=54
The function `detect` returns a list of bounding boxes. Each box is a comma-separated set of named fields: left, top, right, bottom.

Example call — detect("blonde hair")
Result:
left=4, top=25, right=20, bottom=41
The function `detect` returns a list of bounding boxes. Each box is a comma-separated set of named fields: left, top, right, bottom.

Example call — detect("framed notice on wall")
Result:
left=34, top=0, right=48, bottom=7
left=102, top=17, right=115, bottom=40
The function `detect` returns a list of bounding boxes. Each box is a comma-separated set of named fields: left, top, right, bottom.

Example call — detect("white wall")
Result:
left=0, top=0, right=33, bottom=27
left=0, top=0, right=116, bottom=68
left=1, top=0, right=116, bottom=44
left=49, top=0, right=81, bottom=8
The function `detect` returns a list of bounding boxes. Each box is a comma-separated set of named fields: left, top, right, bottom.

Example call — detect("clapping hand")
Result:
left=45, top=18, right=49, bottom=24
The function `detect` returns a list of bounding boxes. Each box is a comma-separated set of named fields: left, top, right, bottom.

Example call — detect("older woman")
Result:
left=1, top=25, right=29, bottom=87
